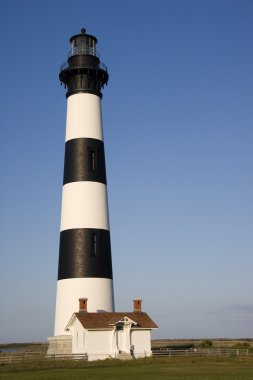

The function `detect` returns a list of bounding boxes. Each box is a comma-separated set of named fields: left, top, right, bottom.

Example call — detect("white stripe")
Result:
left=66, top=93, right=103, bottom=142
left=54, top=278, right=115, bottom=336
left=60, top=182, right=110, bottom=231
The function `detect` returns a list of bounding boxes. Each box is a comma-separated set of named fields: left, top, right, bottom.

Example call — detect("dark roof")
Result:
left=73, top=312, right=158, bottom=329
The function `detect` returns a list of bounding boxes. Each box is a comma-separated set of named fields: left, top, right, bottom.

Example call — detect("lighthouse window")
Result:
left=91, top=151, right=95, bottom=170
left=88, top=149, right=97, bottom=171
left=92, top=232, right=97, bottom=256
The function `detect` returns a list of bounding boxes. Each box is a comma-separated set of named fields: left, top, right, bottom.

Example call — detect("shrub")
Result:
left=200, top=340, right=213, bottom=348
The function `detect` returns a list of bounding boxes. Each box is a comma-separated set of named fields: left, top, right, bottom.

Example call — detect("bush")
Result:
left=232, top=343, right=250, bottom=349
left=200, top=340, right=213, bottom=348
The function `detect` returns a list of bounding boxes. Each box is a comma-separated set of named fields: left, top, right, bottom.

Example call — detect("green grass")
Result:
left=0, top=356, right=252, bottom=380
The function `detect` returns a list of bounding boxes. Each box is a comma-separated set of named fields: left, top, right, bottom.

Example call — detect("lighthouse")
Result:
left=47, top=29, right=158, bottom=359
left=50, top=29, right=114, bottom=349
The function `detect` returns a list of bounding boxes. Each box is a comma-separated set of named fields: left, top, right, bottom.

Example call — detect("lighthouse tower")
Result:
left=52, top=28, right=114, bottom=342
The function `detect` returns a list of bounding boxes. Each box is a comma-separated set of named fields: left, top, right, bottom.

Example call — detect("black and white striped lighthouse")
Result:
left=54, top=29, right=114, bottom=337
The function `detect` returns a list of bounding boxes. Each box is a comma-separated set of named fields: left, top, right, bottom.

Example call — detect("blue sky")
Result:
left=0, top=0, right=252, bottom=342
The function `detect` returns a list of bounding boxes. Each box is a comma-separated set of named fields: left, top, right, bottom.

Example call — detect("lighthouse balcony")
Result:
left=60, top=59, right=107, bottom=73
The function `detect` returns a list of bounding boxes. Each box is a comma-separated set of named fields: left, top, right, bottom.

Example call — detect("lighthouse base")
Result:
left=54, top=278, right=114, bottom=336
left=47, top=335, right=72, bottom=356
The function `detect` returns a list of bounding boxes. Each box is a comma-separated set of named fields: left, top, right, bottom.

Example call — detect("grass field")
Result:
left=0, top=356, right=252, bottom=380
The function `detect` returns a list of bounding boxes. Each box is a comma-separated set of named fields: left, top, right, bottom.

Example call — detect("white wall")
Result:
left=88, top=330, right=112, bottom=353
left=71, top=320, right=116, bottom=360
left=131, top=329, right=152, bottom=358
left=71, top=318, right=88, bottom=355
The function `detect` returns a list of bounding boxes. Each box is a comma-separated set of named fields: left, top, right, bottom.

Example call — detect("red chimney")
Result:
left=133, top=299, right=142, bottom=312
left=79, top=298, right=88, bottom=313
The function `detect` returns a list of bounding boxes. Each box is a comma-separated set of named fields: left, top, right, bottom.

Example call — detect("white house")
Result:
left=65, top=298, right=158, bottom=361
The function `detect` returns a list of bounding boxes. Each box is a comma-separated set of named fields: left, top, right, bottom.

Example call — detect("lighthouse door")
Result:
left=117, top=330, right=124, bottom=352
left=116, top=319, right=132, bottom=353
left=116, top=323, right=125, bottom=352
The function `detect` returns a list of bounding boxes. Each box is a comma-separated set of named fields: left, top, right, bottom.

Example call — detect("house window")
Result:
left=116, top=324, right=124, bottom=331
left=76, top=332, right=79, bottom=346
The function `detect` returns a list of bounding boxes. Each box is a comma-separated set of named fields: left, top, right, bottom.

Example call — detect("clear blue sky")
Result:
left=0, top=0, right=252, bottom=343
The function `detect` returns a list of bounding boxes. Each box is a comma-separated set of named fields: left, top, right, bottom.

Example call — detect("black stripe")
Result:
left=63, top=138, right=106, bottom=185
left=58, top=228, right=113, bottom=280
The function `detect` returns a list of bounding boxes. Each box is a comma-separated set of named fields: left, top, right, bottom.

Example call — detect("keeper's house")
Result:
left=65, top=298, right=157, bottom=361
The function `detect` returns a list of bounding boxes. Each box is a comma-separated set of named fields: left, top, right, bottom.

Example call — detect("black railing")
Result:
left=68, top=47, right=100, bottom=59
left=60, top=60, right=107, bottom=73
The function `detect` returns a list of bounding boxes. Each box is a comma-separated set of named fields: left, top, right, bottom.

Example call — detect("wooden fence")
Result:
left=0, top=351, right=47, bottom=364
left=152, top=348, right=249, bottom=357
left=0, top=348, right=250, bottom=364
left=0, top=351, right=86, bottom=364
